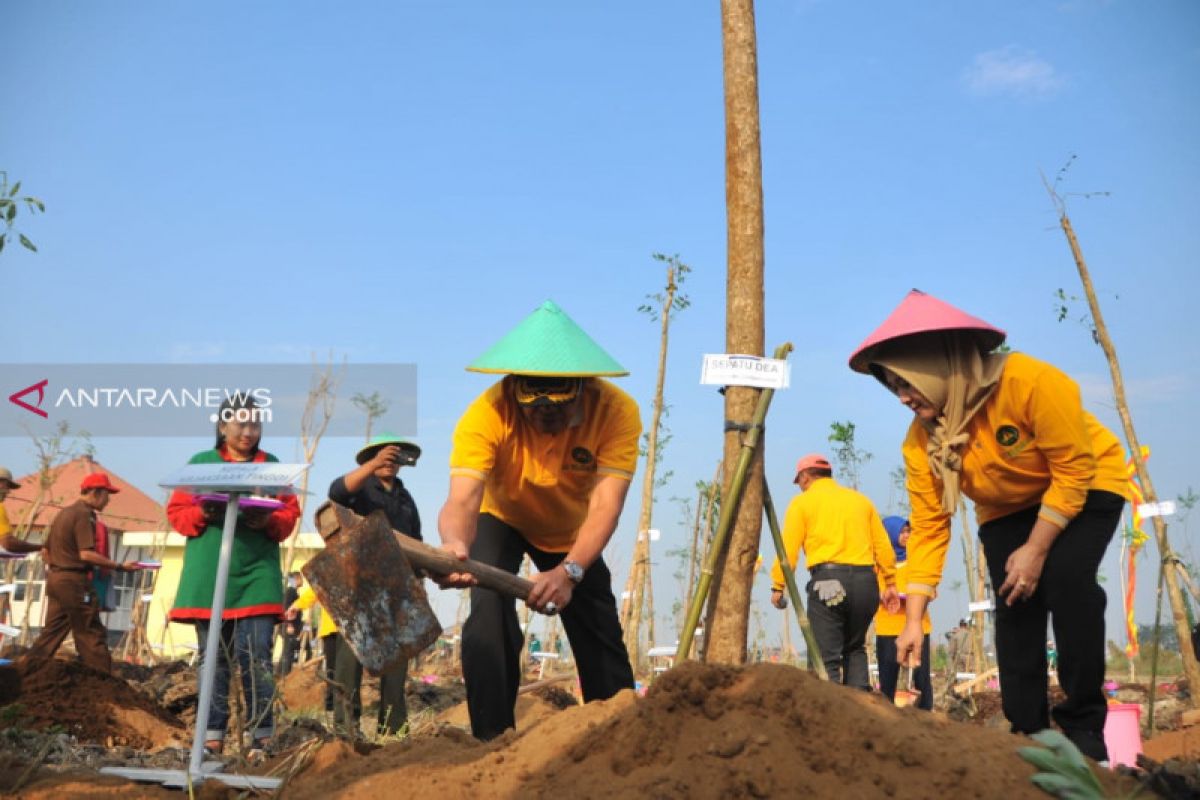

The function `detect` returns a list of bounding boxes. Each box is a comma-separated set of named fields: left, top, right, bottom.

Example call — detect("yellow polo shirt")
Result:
left=874, top=560, right=931, bottom=637
left=769, top=477, right=897, bottom=590
left=450, top=376, right=641, bottom=552
left=903, top=352, right=1129, bottom=597
left=0, top=504, right=10, bottom=537
left=293, top=586, right=338, bottom=638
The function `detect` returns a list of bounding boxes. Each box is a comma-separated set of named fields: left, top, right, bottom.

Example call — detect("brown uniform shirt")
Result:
left=46, top=500, right=96, bottom=569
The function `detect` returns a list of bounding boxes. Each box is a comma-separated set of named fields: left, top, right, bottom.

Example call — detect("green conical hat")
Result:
left=356, top=433, right=421, bottom=466
left=467, top=300, right=628, bottom=376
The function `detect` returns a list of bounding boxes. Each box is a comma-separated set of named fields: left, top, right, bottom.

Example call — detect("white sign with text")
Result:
left=700, top=354, right=791, bottom=389
left=1138, top=501, right=1177, bottom=518
left=159, top=462, right=309, bottom=493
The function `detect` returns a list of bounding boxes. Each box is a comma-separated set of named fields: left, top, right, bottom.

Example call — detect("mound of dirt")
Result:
left=114, top=659, right=197, bottom=727
left=1, top=658, right=187, bottom=750
left=283, top=661, right=1136, bottom=799
left=279, top=659, right=328, bottom=711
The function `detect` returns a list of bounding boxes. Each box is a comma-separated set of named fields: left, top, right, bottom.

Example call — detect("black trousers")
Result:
left=462, top=513, right=634, bottom=741
left=877, top=634, right=933, bottom=710
left=980, top=490, right=1124, bottom=762
left=321, top=633, right=338, bottom=712
left=332, top=633, right=409, bottom=736
left=806, top=563, right=879, bottom=689
left=279, top=628, right=301, bottom=675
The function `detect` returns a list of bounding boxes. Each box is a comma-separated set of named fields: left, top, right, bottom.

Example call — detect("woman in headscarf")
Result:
left=873, top=516, right=933, bottom=710
left=850, top=290, right=1128, bottom=762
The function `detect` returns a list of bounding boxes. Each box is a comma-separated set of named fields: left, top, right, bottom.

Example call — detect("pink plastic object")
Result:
left=848, top=289, right=1007, bottom=373
left=196, top=493, right=285, bottom=511
left=239, top=496, right=286, bottom=510
left=1103, top=703, right=1143, bottom=768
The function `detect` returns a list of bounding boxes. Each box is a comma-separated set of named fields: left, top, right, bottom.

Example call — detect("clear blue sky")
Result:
left=4, top=1, right=1198, bottom=648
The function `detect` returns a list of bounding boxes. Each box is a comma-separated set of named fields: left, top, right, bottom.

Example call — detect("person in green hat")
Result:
left=435, top=301, right=642, bottom=741
left=319, top=432, right=422, bottom=736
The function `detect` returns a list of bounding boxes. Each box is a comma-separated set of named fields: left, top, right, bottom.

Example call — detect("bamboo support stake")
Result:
left=1046, top=184, right=1200, bottom=703
left=1147, top=552, right=1170, bottom=732
left=676, top=343, right=790, bottom=662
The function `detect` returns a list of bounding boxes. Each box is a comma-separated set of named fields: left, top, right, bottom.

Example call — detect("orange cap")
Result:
left=793, top=453, right=832, bottom=483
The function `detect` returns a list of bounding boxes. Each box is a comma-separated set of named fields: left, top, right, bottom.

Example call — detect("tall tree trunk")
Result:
left=678, top=482, right=706, bottom=633
left=780, top=605, right=794, bottom=664
left=646, top=569, right=656, bottom=650
left=622, top=263, right=680, bottom=666
left=704, top=0, right=766, bottom=665
left=681, top=471, right=715, bottom=635
left=1050, top=196, right=1200, bottom=705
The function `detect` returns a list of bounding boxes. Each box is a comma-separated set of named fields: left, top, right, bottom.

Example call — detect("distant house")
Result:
left=2, top=455, right=166, bottom=637
left=1, top=455, right=325, bottom=658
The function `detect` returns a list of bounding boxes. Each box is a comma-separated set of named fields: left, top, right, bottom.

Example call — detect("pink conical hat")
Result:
left=848, top=289, right=1006, bottom=373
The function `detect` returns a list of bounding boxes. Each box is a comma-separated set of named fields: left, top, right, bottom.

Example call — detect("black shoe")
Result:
left=1063, top=728, right=1108, bottom=763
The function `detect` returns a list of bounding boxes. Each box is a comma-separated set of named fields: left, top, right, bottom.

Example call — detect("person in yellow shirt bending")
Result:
left=873, top=516, right=932, bottom=710
left=770, top=454, right=899, bottom=690
left=434, top=301, right=642, bottom=741
left=850, top=289, right=1129, bottom=763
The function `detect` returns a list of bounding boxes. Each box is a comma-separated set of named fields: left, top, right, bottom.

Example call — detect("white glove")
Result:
left=813, top=579, right=846, bottom=606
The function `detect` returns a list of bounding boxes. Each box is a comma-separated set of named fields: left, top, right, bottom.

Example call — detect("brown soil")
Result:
left=1146, top=726, right=1200, bottom=762
left=279, top=659, right=328, bottom=711
left=278, top=658, right=468, bottom=718
left=282, top=661, right=1136, bottom=800
left=5, top=772, right=180, bottom=799
left=435, top=692, right=572, bottom=732
left=1, top=658, right=186, bottom=751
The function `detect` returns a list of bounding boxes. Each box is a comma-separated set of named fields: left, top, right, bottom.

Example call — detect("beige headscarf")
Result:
left=869, top=332, right=1008, bottom=515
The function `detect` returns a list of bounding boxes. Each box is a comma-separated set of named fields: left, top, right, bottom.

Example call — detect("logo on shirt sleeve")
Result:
left=996, top=425, right=1020, bottom=447
left=564, top=446, right=598, bottom=473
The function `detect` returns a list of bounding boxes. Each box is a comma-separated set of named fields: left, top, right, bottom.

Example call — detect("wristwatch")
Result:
left=561, top=559, right=585, bottom=584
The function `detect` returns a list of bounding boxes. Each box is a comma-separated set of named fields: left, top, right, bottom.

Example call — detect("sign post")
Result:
left=101, top=462, right=308, bottom=791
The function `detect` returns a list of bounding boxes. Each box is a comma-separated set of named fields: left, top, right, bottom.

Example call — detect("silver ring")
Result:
left=544, top=601, right=558, bottom=615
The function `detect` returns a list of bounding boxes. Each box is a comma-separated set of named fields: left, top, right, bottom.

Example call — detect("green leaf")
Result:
left=1030, top=773, right=1081, bottom=793
left=19, top=233, right=37, bottom=252
left=0, top=198, right=11, bottom=209
left=0, top=233, right=6, bottom=253
left=1031, top=731, right=1097, bottom=778
left=9, top=181, right=20, bottom=198
left=35, top=199, right=45, bottom=212
left=1018, top=747, right=1064, bottom=773
left=5, top=203, right=14, bottom=222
